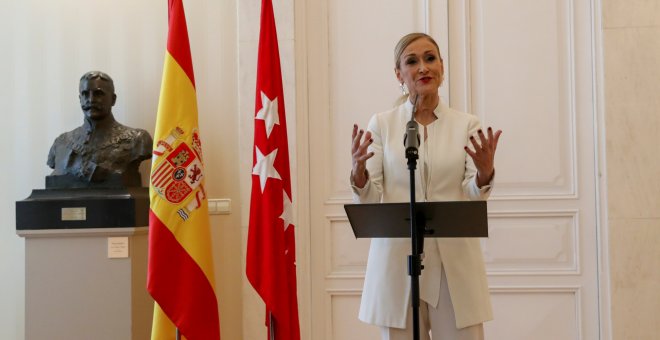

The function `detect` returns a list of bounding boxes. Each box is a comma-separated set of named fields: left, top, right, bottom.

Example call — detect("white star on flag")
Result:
left=255, top=91, right=280, bottom=138
left=280, top=191, right=294, bottom=231
left=252, top=146, right=281, bottom=192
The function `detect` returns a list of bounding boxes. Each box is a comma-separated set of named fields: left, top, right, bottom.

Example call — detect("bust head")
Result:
left=79, top=71, right=117, bottom=121
left=46, top=71, right=153, bottom=188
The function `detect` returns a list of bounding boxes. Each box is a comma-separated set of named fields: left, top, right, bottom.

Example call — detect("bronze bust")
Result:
left=47, top=71, right=153, bottom=188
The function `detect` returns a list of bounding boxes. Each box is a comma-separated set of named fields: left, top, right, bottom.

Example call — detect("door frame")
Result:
left=291, top=0, right=612, bottom=339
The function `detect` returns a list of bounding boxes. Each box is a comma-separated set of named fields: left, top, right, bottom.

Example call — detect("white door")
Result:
left=302, top=1, right=601, bottom=339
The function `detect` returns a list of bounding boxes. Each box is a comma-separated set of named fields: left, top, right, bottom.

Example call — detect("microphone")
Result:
left=404, top=95, right=420, bottom=153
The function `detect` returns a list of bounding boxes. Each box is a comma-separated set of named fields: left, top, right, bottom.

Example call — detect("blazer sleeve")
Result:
left=351, top=113, right=384, bottom=204
left=462, top=116, right=494, bottom=200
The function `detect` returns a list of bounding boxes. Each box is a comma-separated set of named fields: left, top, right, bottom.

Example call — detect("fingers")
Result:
left=356, top=131, right=372, bottom=154
left=358, top=133, right=373, bottom=159
left=364, top=131, right=372, bottom=143
left=483, top=127, right=503, bottom=152
left=465, top=127, right=503, bottom=170
left=356, top=150, right=375, bottom=162
left=352, top=126, right=371, bottom=153
left=351, top=124, right=374, bottom=162
left=464, top=145, right=477, bottom=159
left=469, top=135, right=482, bottom=151
left=471, top=127, right=503, bottom=152
left=466, top=126, right=502, bottom=157
left=351, top=125, right=361, bottom=152
left=476, top=129, right=488, bottom=149
left=492, top=129, right=502, bottom=151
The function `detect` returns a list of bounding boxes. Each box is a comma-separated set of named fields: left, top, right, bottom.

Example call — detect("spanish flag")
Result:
left=147, top=0, right=220, bottom=339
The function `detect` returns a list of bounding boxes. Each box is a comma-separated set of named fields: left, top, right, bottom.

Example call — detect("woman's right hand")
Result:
left=351, top=124, right=374, bottom=188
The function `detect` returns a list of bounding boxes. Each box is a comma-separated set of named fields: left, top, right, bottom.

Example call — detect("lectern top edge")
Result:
left=344, top=201, right=488, bottom=239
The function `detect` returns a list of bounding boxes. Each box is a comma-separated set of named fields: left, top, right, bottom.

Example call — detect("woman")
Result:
left=350, top=33, right=502, bottom=340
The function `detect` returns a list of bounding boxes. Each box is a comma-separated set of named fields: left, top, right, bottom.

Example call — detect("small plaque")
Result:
left=61, top=207, right=86, bottom=221
left=108, top=237, right=129, bottom=258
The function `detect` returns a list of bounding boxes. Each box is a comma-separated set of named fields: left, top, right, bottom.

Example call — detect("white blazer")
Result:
left=352, top=99, right=493, bottom=329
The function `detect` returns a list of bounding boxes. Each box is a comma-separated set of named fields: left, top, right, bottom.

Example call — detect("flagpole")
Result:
left=176, top=328, right=181, bottom=340
left=269, top=312, right=275, bottom=340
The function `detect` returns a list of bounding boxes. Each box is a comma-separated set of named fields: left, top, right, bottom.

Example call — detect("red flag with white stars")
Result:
left=246, top=0, right=300, bottom=339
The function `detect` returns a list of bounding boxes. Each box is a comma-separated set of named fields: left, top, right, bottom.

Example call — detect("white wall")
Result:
left=603, top=0, right=660, bottom=338
left=0, top=0, right=241, bottom=339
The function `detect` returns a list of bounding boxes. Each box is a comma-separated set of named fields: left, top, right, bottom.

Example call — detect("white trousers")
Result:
left=380, top=268, right=484, bottom=340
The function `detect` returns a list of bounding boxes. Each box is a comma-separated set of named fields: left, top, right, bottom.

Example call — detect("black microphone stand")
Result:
left=404, top=97, right=425, bottom=340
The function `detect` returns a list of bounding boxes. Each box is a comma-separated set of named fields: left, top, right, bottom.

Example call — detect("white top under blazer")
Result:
left=352, top=99, right=494, bottom=329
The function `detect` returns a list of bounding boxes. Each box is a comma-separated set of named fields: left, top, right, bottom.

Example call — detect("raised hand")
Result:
left=464, top=127, right=502, bottom=188
left=351, top=124, right=374, bottom=188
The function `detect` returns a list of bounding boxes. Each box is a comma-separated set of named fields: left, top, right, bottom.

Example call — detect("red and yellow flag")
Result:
left=147, top=0, right=220, bottom=339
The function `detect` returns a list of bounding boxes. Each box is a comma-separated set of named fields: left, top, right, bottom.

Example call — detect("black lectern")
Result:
left=344, top=201, right=488, bottom=239
left=344, top=200, right=488, bottom=339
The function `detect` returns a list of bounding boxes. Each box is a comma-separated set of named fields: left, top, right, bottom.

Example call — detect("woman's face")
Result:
left=395, top=38, right=444, bottom=98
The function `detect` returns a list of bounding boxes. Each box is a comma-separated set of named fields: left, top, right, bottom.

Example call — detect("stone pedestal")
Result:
left=16, top=188, right=152, bottom=340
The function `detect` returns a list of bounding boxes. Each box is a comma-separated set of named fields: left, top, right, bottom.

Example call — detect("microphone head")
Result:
left=404, top=95, right=421, bottom=150
left=404, top=119, right=420, bottom=150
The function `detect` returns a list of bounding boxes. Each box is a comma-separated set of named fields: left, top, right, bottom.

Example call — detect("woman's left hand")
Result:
left=464, top=127, right=502, bottom=188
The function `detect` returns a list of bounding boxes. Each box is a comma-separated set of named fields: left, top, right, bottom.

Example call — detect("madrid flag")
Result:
left=246, top=0, right=300, bottom=339
left=147, top=0, right=220, bottom=339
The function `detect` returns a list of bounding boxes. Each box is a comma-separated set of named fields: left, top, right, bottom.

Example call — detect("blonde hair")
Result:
left=392, top=33, right=442, bottom=107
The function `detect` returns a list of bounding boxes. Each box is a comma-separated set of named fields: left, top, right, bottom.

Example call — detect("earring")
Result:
left=400, top=83, right=409, bottom=96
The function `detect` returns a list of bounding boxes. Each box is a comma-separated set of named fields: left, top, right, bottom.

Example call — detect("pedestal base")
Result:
left=18, top=227, right=153, bottom=340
